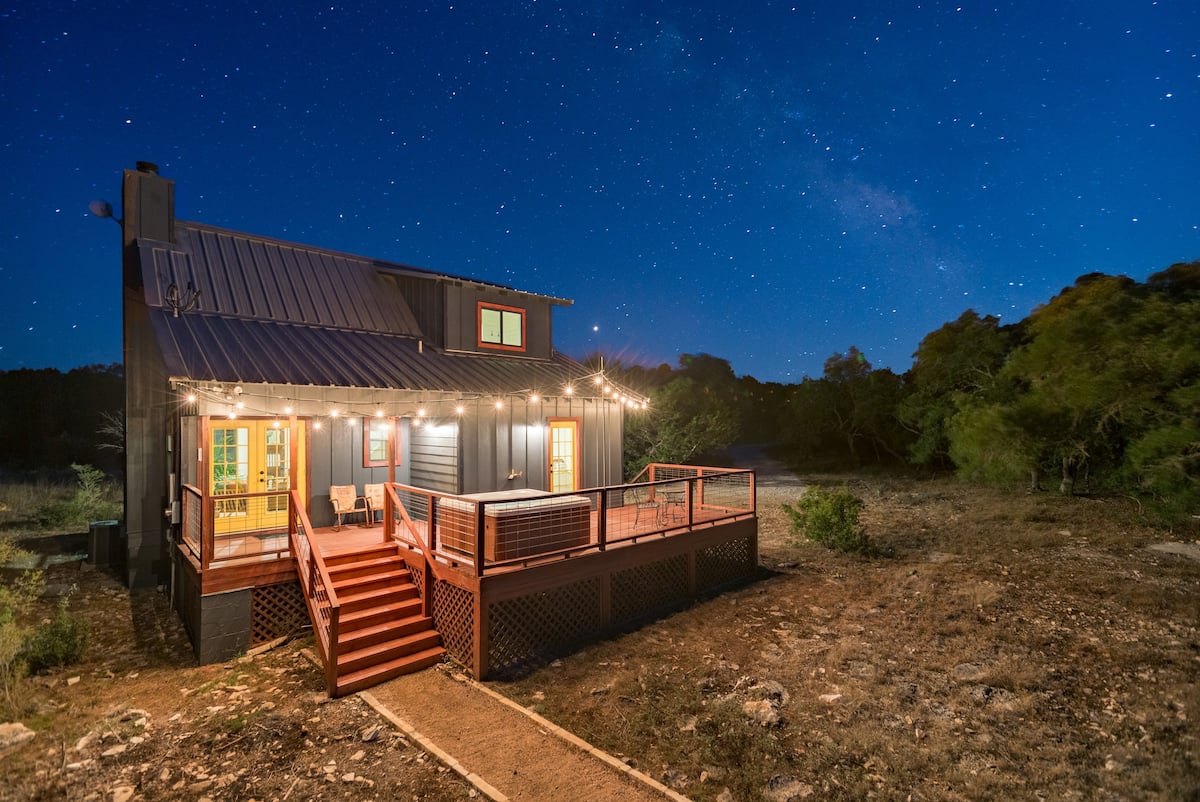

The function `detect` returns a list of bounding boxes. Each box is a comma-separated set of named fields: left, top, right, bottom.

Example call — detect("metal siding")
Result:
left=410, top=422, right=459, bottom=494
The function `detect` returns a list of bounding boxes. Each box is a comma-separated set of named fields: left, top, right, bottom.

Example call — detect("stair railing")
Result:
left=288, top=488, right=341, bottom=695
left=383, top=483, right=438, bottom=619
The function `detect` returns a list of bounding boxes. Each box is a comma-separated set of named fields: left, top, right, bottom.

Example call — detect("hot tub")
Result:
left=437, top=489, right=592, bottom=562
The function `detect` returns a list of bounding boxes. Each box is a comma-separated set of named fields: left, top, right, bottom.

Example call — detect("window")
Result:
left=478, top=302, right=525, bottom=352
left=363, top=417, right=401, bottom=467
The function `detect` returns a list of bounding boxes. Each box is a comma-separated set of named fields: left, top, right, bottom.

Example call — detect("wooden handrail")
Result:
left=287, top=488, right=341, bottom=695
left=384, top=483, right=441, bottom=618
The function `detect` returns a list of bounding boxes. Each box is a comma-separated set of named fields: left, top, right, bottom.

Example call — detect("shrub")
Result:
left=35, top=463, right=121, bottom=530
left=21, top=591, right=89, bottom=673
left=783, top=486, right=872, bottom=554
left=0, top=539, right=43, bottom=716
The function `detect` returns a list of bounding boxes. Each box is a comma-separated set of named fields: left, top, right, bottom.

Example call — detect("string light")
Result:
left=173, top=365, right=650, bottom=426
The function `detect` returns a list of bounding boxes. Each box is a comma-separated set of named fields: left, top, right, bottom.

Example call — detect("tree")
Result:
left=899, top=310, right=1017, bottom=468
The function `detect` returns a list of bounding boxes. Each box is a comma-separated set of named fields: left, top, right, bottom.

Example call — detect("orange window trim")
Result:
left=477, top=301, right=527, bottom=353
left=363, top=417, right=402, bottom=468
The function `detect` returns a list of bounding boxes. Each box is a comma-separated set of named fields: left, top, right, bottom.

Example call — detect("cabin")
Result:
left=115, top=162, right=757, bottom=695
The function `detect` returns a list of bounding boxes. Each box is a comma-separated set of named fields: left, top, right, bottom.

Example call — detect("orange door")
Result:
left=548, top=419, right=580, bottom=493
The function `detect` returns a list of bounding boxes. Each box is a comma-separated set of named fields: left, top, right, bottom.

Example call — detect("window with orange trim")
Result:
left=363, top=418, right=401, bottom=467
left=478, top=302, right=526, bottom=352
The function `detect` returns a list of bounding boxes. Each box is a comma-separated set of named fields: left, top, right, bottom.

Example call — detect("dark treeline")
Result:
left=0, top=364, right=124, bottom=477
left=611, top=260, right=1200, bottom=524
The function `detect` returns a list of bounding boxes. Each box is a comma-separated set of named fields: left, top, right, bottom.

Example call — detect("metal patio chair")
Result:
left=329, top=484, right=368, bottom=530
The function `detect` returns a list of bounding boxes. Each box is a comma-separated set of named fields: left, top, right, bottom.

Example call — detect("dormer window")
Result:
left=478, top=302, right=526, bottom=352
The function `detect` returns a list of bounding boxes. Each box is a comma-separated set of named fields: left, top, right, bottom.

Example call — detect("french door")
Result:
left=210, top=419, right=306, bottom=533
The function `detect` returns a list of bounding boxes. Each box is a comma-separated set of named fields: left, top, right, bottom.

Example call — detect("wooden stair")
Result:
left=324, top=544, right=444, bottom=696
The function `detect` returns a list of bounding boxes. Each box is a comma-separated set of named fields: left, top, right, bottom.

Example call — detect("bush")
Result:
left=0, top=539, right=43, bottom=716
left=20, top=592, right=88, bottom=673
left=783, top=486, right=872, bottom=554
left=35, top=463, right=121, bottom=530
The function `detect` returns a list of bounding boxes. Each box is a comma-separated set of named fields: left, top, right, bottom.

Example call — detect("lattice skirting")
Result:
left=487, top=576, right=603, bottom=677
left=250, top=580, right=309, bottom=645
left=432, top=580, right=475, bottom=668
left=696, top=535, right=756, bottom=591
left=610, top=554, right=689, bottom=626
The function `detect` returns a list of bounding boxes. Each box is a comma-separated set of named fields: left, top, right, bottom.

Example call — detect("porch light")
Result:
left=375, top=409, right=384, bottom=417
left=417, top=407, right=427, bottom=417
left=313, top=421, right=322, bottom=430
left=186, top=393, right=197, bottom=403
left=593, top=376, right=603, bottom=385
left=235, top=401, right=245, bottom=410
left=284, top=406, right=293, bottom=415
left=529, top=393, right=539, bottom=403
left=272, top=420, right=281, bottom=428
left=494, top=400, right=503, bottom=410
left=455, top=405, right=465, bottom=415
left=564, top=385, right=574, bottom=395
left=330, top=410, right=340, bottom=418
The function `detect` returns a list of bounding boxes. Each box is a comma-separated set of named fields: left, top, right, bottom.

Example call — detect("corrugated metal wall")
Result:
left=410, top=422, right=461, bottom=494
left=458, top=397, right=624, bottom=494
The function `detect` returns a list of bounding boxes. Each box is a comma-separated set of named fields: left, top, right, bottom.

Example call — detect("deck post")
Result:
left=474, top=592, right=489, bottom=679
left=385, top=418, right=396, bottom=544
left=474, top=502, right=486, bottom=578
left=685, top=478, right=694, bottom=528
left=597, top=491, right=607, bottom=552
left=201, top=498, right=213, bottom=572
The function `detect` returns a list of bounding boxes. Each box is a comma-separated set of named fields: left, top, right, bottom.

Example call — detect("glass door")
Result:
left=548, top=419, right=580, bottom=493
left=210, top=420, right=306, bottom=533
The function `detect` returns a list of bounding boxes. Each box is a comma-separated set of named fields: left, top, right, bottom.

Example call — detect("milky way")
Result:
left=2, top=1, right=1196, bottom=382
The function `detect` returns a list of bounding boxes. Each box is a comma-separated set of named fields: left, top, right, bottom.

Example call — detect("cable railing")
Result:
left=382, top=465, right=755, bottom=577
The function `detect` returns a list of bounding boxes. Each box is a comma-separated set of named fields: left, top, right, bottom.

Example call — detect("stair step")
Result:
left=324, top=544, right=400, bottom=568
left=334, top=646, right=446, bottom=696
left=327, top=555, right=408, bottom=582
left=340, top=597, right=423, bottom=630
left=331, top=568, right=411, bottom=595
left=337, top=614, right=435, bottom=652
left=338, top=583, right=418, bottom=614
left=337, top=629, right=442, bottom=675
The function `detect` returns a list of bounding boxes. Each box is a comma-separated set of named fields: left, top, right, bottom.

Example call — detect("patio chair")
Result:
left=329, top=485, right=368, bottom=530
left=630, top=484, right=661, bottom=528
left=363, top=482, right=385, bottom=524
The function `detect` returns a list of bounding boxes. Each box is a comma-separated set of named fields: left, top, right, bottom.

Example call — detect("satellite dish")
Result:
left=89, top=199, right=113, bottom=218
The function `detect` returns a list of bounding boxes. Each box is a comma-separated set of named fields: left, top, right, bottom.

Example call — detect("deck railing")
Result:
left=288, top=488, right=340, bottom=694
left=382, top=464, right=755, bottom=577
left=179, top=487, right=293, bottom=570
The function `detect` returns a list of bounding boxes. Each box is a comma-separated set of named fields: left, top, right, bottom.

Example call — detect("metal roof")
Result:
left=149, top=311, right=589, bottom=391
left=138, top=222, right=584, bottom=392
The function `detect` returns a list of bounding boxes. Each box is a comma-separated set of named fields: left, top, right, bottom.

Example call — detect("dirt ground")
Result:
left=3, top=473, right=1199, bottom=802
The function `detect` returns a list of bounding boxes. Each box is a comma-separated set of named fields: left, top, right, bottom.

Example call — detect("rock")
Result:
left=67, top=676, right=81, bottom=686
left=112, top=786, right=136, bottom=802
left=351, top=749, right=366, bottom=761
left=748, top=680, right=790, bottom=705
left=716, top=788, right=735, bottom=802
left=954, top=663, right=986, bottom=681
left=818, top=693, right=843, bottom=704
left=678, top=715, right=698, bottom=733
left=359, top=724, right=382, bottom=742
left=743, top=699, right=781, bottom=727
left=74, top=729, right=99, bottom=752
left=101, top=743, right=128, bottom=758
left=764, top=774, right=814, bottom=801
left=0, top=722, right=37, bottom=751
left=660, top=769, right=689, bottom=789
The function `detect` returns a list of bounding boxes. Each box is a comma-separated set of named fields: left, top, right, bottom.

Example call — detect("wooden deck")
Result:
left=183, top=466, right=758, bottom=686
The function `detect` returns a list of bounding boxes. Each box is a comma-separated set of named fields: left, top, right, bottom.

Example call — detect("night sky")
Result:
left=2, top=2, right=1197, bottom=383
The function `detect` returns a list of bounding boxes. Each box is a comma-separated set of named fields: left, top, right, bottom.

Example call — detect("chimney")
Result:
left=121, top=161, right=175, bottom=249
